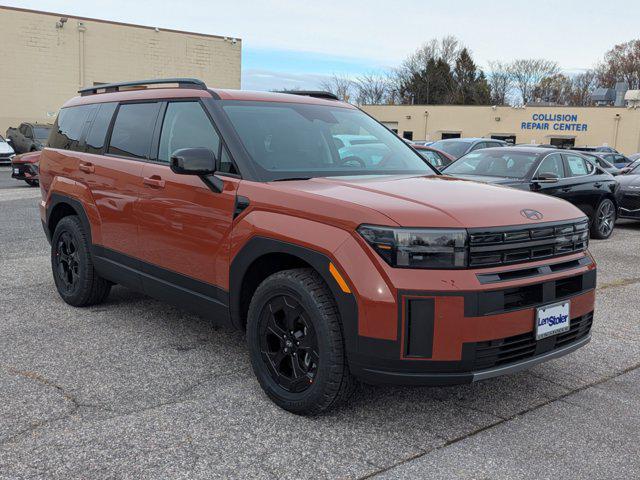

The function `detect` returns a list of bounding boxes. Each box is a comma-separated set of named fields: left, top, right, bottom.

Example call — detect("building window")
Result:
left=441, top=132, right=461, bottom=139
left=550, top=138, right=575, bottom=149
left=402, top=131, right=413, bottom=141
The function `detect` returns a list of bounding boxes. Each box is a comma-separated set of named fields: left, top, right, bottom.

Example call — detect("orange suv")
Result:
left=40, top=79, right=596, bottom=414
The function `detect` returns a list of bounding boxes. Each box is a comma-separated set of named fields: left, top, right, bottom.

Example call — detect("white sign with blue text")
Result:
left=535, top=301, right=570, bottom=340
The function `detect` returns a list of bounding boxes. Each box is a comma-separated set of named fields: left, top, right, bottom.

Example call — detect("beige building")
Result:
left=362, top=104, right=640, bottom=155
left=0, top=6, right=242, bottom=134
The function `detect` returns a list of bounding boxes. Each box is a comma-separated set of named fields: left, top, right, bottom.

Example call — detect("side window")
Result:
left=613, top=155, right=628, bottom=164
left=158, top=102, right=220, bottom=163
left=471, top=142, right=487, bottom=151
left=219, top=145, right=238, bottom=174
left=49, top=105, right=95, bottom=151
left=19, top=125, right=29, bottom=136
left=108, top=103, right=160, bottom=159
left=85, top=103, right=117, bottom=154
left=537, top=153, right=565, bottom=178
left=565, top=154, right=591, bottom=176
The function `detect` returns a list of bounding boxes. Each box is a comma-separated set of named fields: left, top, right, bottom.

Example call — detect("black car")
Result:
left=442, top=147, right=619, bottom=239
left=429, top=138, right=507, bottom=160
left=616, top=161, right=640, bottom=220
left=582, top=152, right=622, bottom=176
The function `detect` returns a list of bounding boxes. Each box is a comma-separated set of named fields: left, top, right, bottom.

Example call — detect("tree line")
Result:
left=318, top=36, right=640, bottom=106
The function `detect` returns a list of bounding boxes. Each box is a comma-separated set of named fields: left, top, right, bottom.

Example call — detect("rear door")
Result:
left=85, top=101, right=160, bottom=262
left=562, top=152, right=605, bottom=217
left=136, top=100, right=238, bottom=305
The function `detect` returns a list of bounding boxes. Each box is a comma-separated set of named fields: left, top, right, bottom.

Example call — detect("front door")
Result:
left=531, top=152, right=574, bottom=202
left=136, top=100, right=237, bottom=315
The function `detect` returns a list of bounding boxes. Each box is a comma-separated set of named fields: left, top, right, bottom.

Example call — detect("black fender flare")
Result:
left=45, top=193, right=93, bottom=245
left=229, top=237, right=359, bottom=357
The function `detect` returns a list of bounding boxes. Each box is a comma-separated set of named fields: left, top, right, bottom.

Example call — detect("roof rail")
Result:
left=277, top=90, right=340, bottom=101
left=78, top=78, right=207, bottom=96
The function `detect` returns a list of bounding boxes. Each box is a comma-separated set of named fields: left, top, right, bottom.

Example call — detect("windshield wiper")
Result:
left=272, top=177, right=312, bottom=182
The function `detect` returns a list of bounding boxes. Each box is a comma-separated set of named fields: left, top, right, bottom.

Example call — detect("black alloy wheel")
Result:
left=259, top=294, right=319, bottom=393
left=591, top=198, right=616, bottom=239
left=54, top=231, right=81, bottom=295
left=246, top=268, right=355, bottom=415
left=51, top=215, right=111, bottom=306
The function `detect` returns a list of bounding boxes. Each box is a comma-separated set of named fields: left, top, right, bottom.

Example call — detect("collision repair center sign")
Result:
left=521, top=113, right=588, bottom=132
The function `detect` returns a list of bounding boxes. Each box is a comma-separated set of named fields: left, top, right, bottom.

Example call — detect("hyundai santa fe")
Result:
left=39, top=79, right=596, bottom=415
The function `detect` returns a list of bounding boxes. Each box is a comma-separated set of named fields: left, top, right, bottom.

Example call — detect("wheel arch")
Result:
left=229, top=237, right=358, bottom=355
left=46, top=193, right=93, bottom=245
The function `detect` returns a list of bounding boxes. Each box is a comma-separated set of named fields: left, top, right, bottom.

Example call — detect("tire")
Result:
left=246, top=268, right=355, bottom=415
left=51, top=215, right=111, bottom=306
left=591, top=198, right=616, bottom=239
left=25, top=179, right=38, bottom=187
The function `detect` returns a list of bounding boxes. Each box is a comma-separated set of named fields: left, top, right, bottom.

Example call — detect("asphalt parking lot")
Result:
left=1, top=166, right=639, bottom=479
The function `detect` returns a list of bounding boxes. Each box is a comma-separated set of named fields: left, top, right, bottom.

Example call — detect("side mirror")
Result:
left=170, top=147, right=218, bottom=176
left=534, top=172, right=559, bottom=183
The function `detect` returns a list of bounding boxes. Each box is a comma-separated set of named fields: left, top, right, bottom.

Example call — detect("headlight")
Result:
left=358, top=225, right=468, bottom=269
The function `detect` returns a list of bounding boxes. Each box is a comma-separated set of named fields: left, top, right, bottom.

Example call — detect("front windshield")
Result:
left=430, top=140, right=470, bottom=158
left=221, top=101, right=435, bottom=181
left=33, top=126, right=51, bottom=140
left=443, top=150, right=538, bottom=179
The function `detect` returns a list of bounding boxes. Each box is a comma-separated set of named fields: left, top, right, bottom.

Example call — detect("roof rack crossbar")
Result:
left=277, top=90, right=340, bottom=101
left=78, top=78, right=207, bottom=96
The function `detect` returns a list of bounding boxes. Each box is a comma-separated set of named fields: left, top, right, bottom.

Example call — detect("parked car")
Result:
left=629, top=153, right=640, bottom=161
left=0, top=134, right=15, bottom=165
left=40, top=78, right=596, bottom=414
left=11, top=151, right=40, bottom=186
left=412, top=145, right=454, bottom=170
left=412, top=141, right=433, bottom=147
left=332, top=134, right=379, bottom=149
left=6, top=122, right=52, bottom=154
left=573, top=145, right=619, bottom=154
left=442, top=147, right=619, bottom=239
left=582, top=152, right=622, bottom=176
left=621, top=158, right=640, bottom=174
left=596, top=152, right=633, bottom=169
left=429, top=138, right=507, bottom=160
left=514, top=143, right=558, bottom=149
left=616, top=161, right=640, bottom=221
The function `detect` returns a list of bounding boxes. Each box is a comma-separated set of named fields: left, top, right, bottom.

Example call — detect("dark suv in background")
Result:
left=429, top=138, right=507, bottom=160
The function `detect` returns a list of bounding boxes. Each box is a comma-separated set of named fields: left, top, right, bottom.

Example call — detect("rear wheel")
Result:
left=246, top=268, right=355, bottom=415
left=591, top=198, right=616, bottom=239
left=51, top=216, right=111, bottom=306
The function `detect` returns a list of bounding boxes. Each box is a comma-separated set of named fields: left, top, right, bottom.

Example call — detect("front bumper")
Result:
left=342, top=248, right=596, bottom=385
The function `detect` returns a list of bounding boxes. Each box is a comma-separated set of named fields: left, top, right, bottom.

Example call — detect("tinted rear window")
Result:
left=107, top=103, right=160, bottom=159
left=85, top=103, right=117, bottom=154
left=49, top=105, right=94, bottom=151
left=443, top=150, right=539, bottom=178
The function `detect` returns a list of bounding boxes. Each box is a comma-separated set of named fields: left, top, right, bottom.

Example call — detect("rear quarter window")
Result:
left=49, top=105, right=95, bottom=151
left=85, top=103, right=117, bottom=154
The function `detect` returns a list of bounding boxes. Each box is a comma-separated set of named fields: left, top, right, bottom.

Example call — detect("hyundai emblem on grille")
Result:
left=520, top=209, right=544, bottom=220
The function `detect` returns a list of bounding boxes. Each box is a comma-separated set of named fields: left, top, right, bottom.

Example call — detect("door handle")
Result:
left=143, top=175, right=165, bottom=188
left=79, top=162, right=94, bottom=173
left=561, top=187, right=572, bottom=192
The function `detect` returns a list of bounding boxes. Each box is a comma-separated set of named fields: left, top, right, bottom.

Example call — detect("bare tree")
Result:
left=487, top=61, right=513, bottom=105
left=319, top=74, right=354, bottom=102
left=568, top=70, right=597, bottom=106
left=596, top=39, right=640, bottom=89
left=507, top=59, right=560, bottom=104
left=354, top=72, right=389, bottom=105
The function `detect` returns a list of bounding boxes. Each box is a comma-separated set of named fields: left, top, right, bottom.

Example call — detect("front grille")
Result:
left=468, top=219, right=589, bottom=268
left=471, top=312, right=593, bottom=370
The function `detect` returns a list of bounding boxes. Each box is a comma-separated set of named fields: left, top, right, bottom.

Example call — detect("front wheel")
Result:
left=25, top=179, right=38, bottom=187
left=246, top=268, right=355, bottom=415
left=591, top=198, right=616, bottom=239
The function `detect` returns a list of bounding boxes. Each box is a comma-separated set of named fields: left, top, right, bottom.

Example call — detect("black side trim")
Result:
left=233, top=195, right=250, bottom=219
left=91, top=245, right=230, bottom=325
left=404, top=298, right=434, bottom=358
left=229, top=237, right=358, bottom=356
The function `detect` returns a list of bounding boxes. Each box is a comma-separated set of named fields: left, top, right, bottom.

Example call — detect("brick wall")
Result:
left=0, top=7, right=241, bottom=134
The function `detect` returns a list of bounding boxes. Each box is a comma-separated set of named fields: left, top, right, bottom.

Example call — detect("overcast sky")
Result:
left=5, top=0, right=640, bottom=90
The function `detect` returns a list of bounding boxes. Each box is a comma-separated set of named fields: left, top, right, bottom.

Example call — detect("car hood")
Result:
left=0, top=142, right=14, bottom=154
left=276, top=175, right=584, bottom=228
